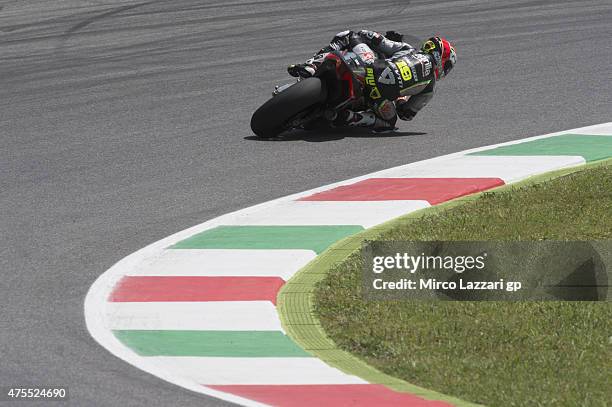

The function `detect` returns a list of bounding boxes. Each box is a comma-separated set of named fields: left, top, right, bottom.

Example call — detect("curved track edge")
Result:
left=85, top=123, right=612, bottom=406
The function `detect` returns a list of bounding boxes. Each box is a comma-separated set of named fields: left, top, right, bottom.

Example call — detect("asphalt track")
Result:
left=1, top=0, right=611, bottom=406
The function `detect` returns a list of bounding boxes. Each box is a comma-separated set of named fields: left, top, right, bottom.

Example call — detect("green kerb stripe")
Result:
left=113, top=330, right=312, bottom=357
left=469, top=134, right=612, bottom=162
left=170, top=225, right=364, bottom=254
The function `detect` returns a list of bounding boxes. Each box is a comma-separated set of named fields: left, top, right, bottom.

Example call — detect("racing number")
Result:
left=395, top=60, right=413, bottom=82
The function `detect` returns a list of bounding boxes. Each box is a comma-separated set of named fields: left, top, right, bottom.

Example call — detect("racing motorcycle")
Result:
left=250, top=51, right=369, bottom=138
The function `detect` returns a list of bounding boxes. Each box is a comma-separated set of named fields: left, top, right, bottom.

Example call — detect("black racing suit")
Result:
left=302, top=30, right=436, bottom=129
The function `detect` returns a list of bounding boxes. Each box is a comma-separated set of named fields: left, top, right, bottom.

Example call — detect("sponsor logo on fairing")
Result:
left=365, top=67, right=382, bottom=99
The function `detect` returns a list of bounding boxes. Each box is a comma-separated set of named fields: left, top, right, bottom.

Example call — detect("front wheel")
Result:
left=250, top=78, right=327, bottom=138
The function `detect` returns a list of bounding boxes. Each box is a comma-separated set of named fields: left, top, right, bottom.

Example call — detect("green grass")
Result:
left=314, top=163, right=612, bottom=407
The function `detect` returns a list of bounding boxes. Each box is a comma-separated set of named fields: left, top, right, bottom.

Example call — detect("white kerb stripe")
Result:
left=126, top=249, right=316, bottom=280
left=228, top=200, right=430, bottom=228
left=106, top=301, right=282, bottom=331
left=150, top=357, right=368, bottom=385
left=376, top=155, right=585, bottom=182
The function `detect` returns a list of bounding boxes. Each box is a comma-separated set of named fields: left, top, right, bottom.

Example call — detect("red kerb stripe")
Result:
left=108, top=276, right=284, bottom=304
left=208, top=384, right=453, bottom=407
left=299, top=178, right=504, bottom=204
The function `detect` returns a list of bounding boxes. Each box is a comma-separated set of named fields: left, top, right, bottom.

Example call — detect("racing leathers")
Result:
left=289, top=30, right=436, bottom=130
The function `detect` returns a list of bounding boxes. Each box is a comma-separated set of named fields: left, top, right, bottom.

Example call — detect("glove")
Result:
left=397, top=106, right=417, bottom=121
left=396, top=97, right=417, bottom=121
left=385, top=30, right=404, bottom=42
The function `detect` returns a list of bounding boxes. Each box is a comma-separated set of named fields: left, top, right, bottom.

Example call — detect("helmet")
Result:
left=421, top=36, right=456, bottom=80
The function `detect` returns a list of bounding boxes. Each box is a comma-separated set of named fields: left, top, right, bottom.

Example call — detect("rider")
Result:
left=287, top=30, right=456, bottom=131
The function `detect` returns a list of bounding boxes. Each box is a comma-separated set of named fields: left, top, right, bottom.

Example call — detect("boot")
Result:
left=335, top=110, right=395, bottom=131
left=287, top=63, right=316, bottom=78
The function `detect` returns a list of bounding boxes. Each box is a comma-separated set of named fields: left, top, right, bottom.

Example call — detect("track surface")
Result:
left=1, top=1, right=611, bottom=406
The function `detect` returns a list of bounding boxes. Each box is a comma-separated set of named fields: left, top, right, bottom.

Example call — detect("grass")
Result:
left=314, top=162, right=612, bottom=407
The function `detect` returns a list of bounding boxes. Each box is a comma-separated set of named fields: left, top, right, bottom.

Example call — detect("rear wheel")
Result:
left=250, top=78, right=327, bottom=138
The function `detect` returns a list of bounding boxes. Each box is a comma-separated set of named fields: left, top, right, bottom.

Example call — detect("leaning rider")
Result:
left=288, top=30, right=456, bottom=131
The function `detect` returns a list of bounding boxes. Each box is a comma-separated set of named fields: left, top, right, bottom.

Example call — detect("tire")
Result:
left=250, top=78, right=327, bottom=138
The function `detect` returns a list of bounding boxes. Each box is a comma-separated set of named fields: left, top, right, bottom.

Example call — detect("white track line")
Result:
left=571, top=125, right=612, bottom=135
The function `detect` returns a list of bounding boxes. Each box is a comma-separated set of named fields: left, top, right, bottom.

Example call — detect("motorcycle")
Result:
left=250, top=51, right=369, bottom=138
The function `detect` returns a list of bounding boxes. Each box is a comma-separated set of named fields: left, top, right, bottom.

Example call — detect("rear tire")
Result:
left=250, top=78, right=327, bottom=138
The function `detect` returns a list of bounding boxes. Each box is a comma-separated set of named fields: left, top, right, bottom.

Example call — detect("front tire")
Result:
left=250, top=78, right=327, bottom=138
